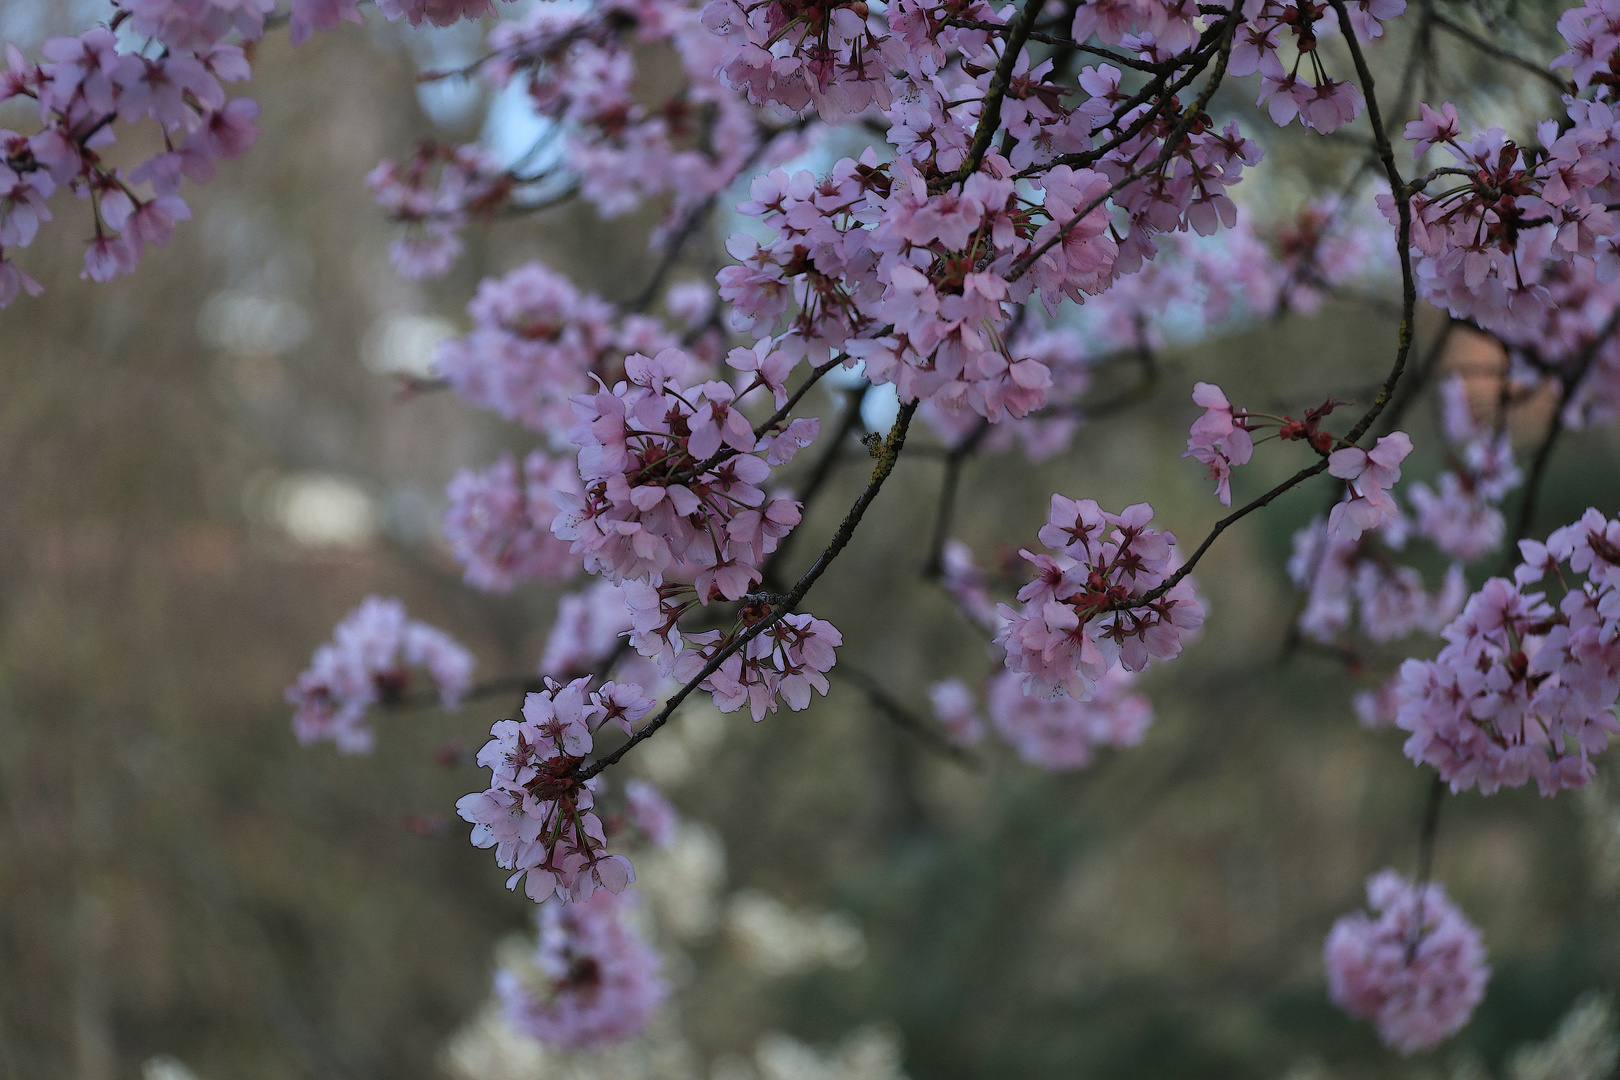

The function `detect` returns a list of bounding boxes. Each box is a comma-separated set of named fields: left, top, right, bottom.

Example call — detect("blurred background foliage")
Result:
left=2, top=1, right=1620, bottom=1078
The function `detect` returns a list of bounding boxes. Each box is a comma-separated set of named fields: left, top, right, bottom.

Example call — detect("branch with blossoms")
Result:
left=24, top=0, right=1620, bottom=1061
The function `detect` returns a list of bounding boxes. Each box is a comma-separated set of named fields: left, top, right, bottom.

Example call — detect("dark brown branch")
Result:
left=942, top=17, right=1163, bottom=72
left=941, top=0, right=1049, bottom=188
left=1414, top=772, right=1447, bottom=885
left=631, top=200, right=715, bottom=312
left=1020, top=21, right=1232, bottom=180
left=1009, top=14, right=1237, bottom=278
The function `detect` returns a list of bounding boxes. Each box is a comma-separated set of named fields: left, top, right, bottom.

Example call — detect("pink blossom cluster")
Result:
left=481, top=0, right=790, bottom=224
left=721, top=153, right=1118, bottom=415
left=497, top=889, right=665, bottom=1049
left=0, top=11, right=259, bottom=301
left=457, top=677, right=654, bottom=902
left=434, top=261, right=690, bottom=438
left=1326, top=432, right=1412, bottom=541
left=1387, top=18, right=1620, bottom=346
left=1407, top=376, right=1520, bottom=564
left=680, top=611, right=843, bottom=719
left=986, top=667, right=1152, bottom=769
left=627, top=578, right=843, bottom=720
left=366, top=144, right=512, bottom=279
left=996, top=496, right=1204, bottom=701
left=1229, top=0, right=1395, bottom=134
left=0, top=0, right=537, bottom=301
left=286, top=596, right=474, bottom=753
left=701, top=0, right=901, bottom=118
left=1288, top=516, right=1465, bottom=645
left=1183, top=381, right=1253, bottom=506
left=443, top=451, right=584, bottom=592
left=917, top=327, right=1094, bottom=462
left=552, top=347, right=807, bottom=598
left=1324, top=869, right=1489, bottom=1054
left=1395, top=509, right=1620, bottom=796
left=542, top=580, right=640, bottom=680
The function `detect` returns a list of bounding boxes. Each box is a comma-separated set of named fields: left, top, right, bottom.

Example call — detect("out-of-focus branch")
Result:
left=1431, top=12, right=1567, bottom=92
left=761, top=383, right=870, bottom=589
left=1506, top=307, right=1620, bottom=555
left=832, top=665, right=983, bottom=767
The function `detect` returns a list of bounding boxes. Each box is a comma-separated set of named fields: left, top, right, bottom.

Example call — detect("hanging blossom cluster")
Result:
left=0, top=0, right=544, bottom=302
left=997, top=496, right=1205, bottom=702
left=1389, top=1, right=1620, bottom=368
left=434, top=261, right=698, bottom=438
left=1284, top=376, right=1517, bottom=647
left=1394, top=509, right=1620, bottom=797
left=443, top=450, right=585, bottom=592
left=286, top=596, right=475, bottom=754
left=1324, top=869, right=1490, bottom=1055
left=0, top=1, right=260, bottom=301
left=366, top=142, right=513, bottom=279
left=1177, top=378, right=1461, bottom=649
left=364, top=0, right=803, bottom=277
left=1407, top=374, right=1521, bottom=564
left=496, top=889, right=666, bottom=1050
left=457, top=677, right=654, bottom=902
left=984, top=666, right=1152, bottom=768
left=927, top=539, right=1156, bottom=767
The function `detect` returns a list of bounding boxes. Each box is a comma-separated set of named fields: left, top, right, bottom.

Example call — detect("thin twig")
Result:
left=1431, top=12, right=1566, bottom=92
left=1414, top=772, right=1447, bottom=885
left=832, top=665, right=983, bottom=767
left=760, top=383, right=870, bottom=588
left=1009, top=14, right=1237, bottom=278
left=1118, top=1, right=1416, bottom=609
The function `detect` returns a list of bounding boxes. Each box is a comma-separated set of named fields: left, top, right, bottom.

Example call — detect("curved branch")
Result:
left=1431, top=13, right=1567, bottom=93
left=1119, top=3, right=1415, bottom=608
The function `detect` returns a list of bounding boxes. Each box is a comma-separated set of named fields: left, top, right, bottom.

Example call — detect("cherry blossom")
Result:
left=1182, top=381, right=1253, bottom=506
left=1327, top=432, right=1413, bottom=541
left=457, top=677, right=654, bottom=901
left=286, top=596, right=474, bottom=753
left=497, top=889, right=665, bottom=1049
left=1325, top=869, right=1489, bottom=1054
left=997, top=496, right=1204, bottom=701
left=1395, top=510, right=1620, bottom=796
left=443, top=451, right=583, bottom=591
left=986, top=667, right=1152, bottom=769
